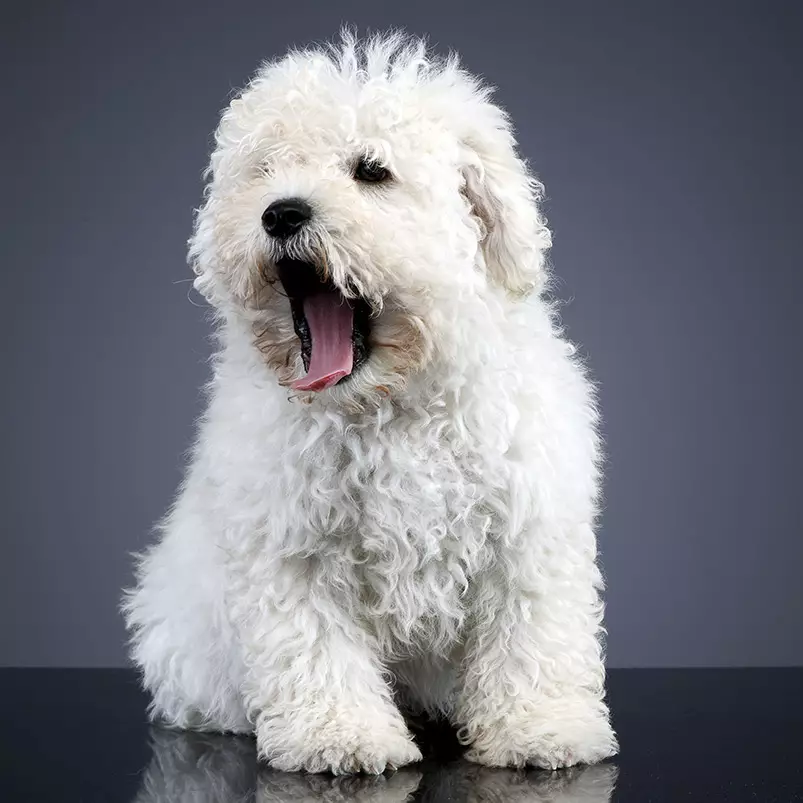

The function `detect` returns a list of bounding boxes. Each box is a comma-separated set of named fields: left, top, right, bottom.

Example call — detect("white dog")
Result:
left=123, top=31, right=618, bottom=775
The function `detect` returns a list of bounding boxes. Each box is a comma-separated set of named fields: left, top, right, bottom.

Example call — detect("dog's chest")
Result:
left=330, top=415, right=504, bottom=654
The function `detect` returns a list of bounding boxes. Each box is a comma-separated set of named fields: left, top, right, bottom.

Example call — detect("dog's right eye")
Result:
left=354, top=157, right=391, bottom=184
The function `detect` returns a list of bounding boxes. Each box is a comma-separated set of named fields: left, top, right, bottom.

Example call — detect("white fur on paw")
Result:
left=258, top=714, right=422, bottom=775
left=464, top=712, right=618, bottom=770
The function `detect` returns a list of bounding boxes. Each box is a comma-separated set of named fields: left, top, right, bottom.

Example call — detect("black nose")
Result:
left=261, top=198, right=312, bottom=239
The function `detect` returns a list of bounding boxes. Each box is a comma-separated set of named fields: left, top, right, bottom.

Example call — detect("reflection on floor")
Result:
left=134, top=727, right=618, bottom=803
left=2, top=668, right=802, bottom=802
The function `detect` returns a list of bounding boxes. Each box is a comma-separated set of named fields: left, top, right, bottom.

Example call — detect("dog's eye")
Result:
left=354, top=157, right=391, bottom=184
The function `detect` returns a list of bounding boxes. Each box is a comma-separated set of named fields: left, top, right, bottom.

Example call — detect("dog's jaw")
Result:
left=276, top=257, right=373, bottom=391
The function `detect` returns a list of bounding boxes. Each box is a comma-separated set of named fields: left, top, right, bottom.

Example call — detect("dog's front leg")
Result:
left=456, top=521, right=618, bottom=770
left=229, top=553, right=421, bottom=775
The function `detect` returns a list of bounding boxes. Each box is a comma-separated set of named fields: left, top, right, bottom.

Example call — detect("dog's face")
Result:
left=190, top=34, right=551, bottom=407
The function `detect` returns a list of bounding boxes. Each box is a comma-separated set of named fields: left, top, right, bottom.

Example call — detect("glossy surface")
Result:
left=1, top=669, right=801, bottom=801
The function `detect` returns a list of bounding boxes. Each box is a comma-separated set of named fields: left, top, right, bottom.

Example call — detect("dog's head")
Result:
left=190, top=32, right=551, bottom=407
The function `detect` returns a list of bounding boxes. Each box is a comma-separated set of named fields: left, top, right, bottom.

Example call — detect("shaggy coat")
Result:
left=124, top=32, right=618, bottom=774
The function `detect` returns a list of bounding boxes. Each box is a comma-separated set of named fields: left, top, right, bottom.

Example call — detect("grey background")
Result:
left=2, top=0, right=801, bottom=668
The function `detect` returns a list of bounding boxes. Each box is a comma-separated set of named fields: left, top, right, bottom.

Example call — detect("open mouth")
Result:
left=276, top=258, right=372, bottom=392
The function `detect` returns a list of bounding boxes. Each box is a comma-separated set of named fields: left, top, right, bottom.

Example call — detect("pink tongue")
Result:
left=291, top=292, right=354, bottom=392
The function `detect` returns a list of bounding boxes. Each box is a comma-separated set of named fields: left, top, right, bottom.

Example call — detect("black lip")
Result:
left=275, top=258, right=372, bottom=380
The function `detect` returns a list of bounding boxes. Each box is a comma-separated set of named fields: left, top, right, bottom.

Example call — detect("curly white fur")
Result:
left=123, top=30, right=618, bottom=774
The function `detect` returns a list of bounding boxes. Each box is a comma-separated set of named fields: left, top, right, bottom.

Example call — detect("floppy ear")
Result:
left=460, top=102, right=552, bottom=297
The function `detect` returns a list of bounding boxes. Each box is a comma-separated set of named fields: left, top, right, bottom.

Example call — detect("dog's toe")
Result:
left=259, top=714, right=422, bottom=775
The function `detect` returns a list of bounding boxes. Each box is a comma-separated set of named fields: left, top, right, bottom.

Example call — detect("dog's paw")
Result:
left=258, top=712, right=422, bottom=775
left=464, top=708, right=618, bottom=770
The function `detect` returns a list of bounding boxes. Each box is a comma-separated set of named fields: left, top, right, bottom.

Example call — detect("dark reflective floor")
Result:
left=1, top=669, right=802, bottom=801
